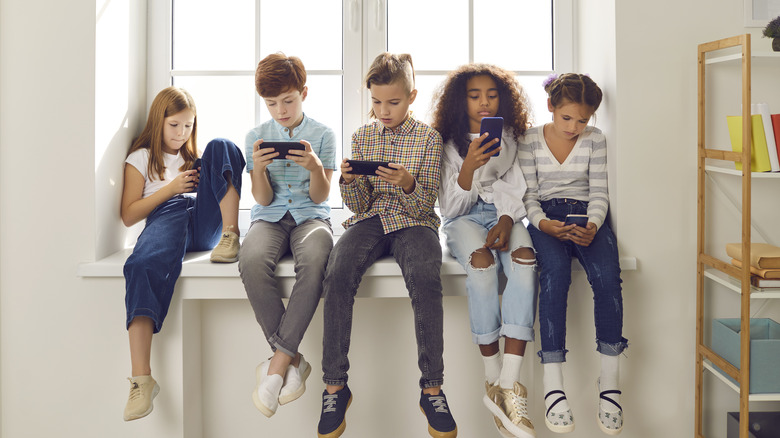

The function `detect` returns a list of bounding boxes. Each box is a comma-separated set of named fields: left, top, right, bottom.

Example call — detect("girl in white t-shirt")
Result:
left=431, top=64, right=536, bottom=438
left=120, top=87, right=245, bottom=421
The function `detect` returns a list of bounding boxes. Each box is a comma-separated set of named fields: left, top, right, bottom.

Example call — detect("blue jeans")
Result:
left=124, top=138, right=245, bottom=333
left=442, top=200, right=537, bottom=345
left=321, top=216, right=445, bottom=389
left=527, top=198, right=627, bottom=363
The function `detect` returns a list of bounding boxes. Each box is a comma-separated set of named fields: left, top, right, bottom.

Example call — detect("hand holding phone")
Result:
left=345, top=159, right=391, bottom=176
left=480, top=117, right=503, bottom=156
left=261, top=141, right=306, bottom=159
left=564, top=214, right=589, bottom=227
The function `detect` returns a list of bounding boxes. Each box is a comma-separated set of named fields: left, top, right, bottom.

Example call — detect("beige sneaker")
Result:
left=483, top=381, right=535, bottom=438
left=210, top=230, right=239, bottom=263
left=123, top=375, right=160, bottom=421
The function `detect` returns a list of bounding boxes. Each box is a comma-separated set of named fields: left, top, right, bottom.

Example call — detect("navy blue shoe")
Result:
left=420, top=389, right=458, bottom=437
left=317, top=385, right=352, bottom=438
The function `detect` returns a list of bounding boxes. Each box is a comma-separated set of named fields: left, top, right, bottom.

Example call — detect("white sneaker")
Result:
left=252, top=361, right=283, bottom=417
left=279, top=354, right=311, bottom=405
left=597, top=379, right=623, bottom=435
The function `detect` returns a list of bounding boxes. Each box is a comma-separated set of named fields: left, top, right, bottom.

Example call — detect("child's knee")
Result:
left=469, top=248, right=495, bottom=270
left=511, top=246, right=536, bottom=265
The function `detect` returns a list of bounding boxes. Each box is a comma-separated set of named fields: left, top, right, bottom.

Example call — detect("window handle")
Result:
left=350, top=0, right=360, bottom=32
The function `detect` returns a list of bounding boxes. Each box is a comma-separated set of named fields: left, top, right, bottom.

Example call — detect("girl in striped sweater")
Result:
left=519, top=73, right=626, bottom=435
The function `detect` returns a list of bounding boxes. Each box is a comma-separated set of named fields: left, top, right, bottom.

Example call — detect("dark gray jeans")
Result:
left=239, top=212, right=333, bottom=358
left=321, top=216, right=445, bottom=389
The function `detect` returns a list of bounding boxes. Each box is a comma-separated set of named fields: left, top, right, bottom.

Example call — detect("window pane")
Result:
left=516, top=75, right=549, bottom=127
left=474, top=0, right=552, bottom=71
left=411, top=74, right=446, bottom=125
left=259, top=0, right=342, bottom=70
left=387, top=0, right=469, bottom=71
left=173, top=75, right=256, bottom=208
left=173, top=0, right=255, bottom=71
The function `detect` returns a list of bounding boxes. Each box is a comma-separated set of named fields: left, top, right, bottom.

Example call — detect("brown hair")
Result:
left=545, top=73, right=602, bottom=112
left=128, top=87, right=198, bottom=180
left=365, top=53, right=415, bottom=118
left=431, top=64, right=532, bottom=158
left=255, top=52, right=307, bottom=97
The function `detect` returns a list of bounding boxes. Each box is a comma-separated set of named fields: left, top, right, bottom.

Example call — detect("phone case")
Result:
left=564, top=214, right=588, bottom=227
left=261, top=141, right=305, bottom=159
left=480, top=117, right=503, bottom=156
left=346, top=160, right=390, bottom=175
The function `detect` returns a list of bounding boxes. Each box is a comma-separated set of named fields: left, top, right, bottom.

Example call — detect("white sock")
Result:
left=498, top=354, right=523, bottom=390
left=599, top=354, right=621, bottom=413
left=543, top=362, right=570, bottom=413
left=482, top=352, right=501, bottom=385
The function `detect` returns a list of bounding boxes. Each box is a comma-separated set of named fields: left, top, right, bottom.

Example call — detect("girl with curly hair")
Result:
left=432, top=64, right=536, bottom=438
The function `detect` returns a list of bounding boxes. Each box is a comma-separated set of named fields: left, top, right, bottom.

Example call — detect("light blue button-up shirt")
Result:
left=245, top=114, right=337, bottom=224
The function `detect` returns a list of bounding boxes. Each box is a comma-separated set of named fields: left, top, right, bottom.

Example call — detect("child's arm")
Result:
left=120, top=164, right=197, bottom=227
left=286, top=140, right=333, bottom=204
left=392, top=131, right=442, bottom=219
left=249, top=139, right=276, bottom=206
left=438, top=134, right=497, bottom=218
left=340, top=133, right=373, bottom=213
left=586, top=131, right=609, bottom=230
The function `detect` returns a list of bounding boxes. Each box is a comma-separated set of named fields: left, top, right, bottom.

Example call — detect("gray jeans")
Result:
left=239, top=212, right=333, bottom=358
left=321, top=216, right=445, bottom=389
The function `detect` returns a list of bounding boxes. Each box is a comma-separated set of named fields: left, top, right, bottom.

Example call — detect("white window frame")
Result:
left=147, top=0, right=573, bottom=232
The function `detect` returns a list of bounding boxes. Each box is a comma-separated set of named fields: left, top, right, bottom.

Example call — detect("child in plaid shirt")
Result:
left=316, top=53, right=457, bottom=438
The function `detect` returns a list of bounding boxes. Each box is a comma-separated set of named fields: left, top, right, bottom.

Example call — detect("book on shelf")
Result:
left=727, top=114, right=771, bottom=172
left=753, top=104, right=779, bottom=172
left=730, top=259, right=780, bottom=279
left=752, top=276, right=780, bottom=288
left=725, top=242, right=780, bottom=269
left=773, top=114, right=780, bottom=159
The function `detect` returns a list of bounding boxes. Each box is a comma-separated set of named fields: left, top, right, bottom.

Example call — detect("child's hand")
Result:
left=462, top=132, right=500, bottom=172
left=168, top=169, right=199, bottom=195
left=539, top=219, right=576, bottom=241
left=484, top=215, right=513, bottom=251
left=567, top=222, right=597, bottom=247
left=286, top=140, right=323, bottom=173
left=340, top=159, right=356, bottom=184
left=377, top=163, right=415, bottom=194
left=252, top=139, right=279, bottom=171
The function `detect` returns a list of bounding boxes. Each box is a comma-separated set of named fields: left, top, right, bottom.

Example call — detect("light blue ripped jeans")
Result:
left=443, top=199, right=537, bottom=345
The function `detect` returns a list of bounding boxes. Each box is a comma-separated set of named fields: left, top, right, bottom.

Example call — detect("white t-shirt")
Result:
left=125, top=148, right=186, bottom=198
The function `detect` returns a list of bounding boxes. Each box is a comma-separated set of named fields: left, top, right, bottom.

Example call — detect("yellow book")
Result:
left=727, top=115, right=771, bottom=172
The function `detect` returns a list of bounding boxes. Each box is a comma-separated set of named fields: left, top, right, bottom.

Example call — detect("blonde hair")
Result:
left=128, top=87, right=198, bottom=180
left=365, top=52, right=415, bottom=118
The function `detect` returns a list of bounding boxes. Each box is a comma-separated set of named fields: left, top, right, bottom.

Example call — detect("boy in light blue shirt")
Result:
left=238, top=53, right=337, bottom=418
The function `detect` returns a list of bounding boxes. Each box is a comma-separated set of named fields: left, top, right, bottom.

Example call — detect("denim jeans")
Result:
left=442, top=200, right=537, bottom=345
left=527, top=198, right=628, bottom=363
left=239, top=212, right=333, bottom=358
left=124, top=138, right=245, bottom=333
left=321, top=216, right=445, bottom=389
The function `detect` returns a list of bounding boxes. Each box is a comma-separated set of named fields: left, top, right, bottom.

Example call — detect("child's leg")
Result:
left=128, top=316, right=154, bottom=376
left=321, top=216, right=390, bottom=392
left=390, top=225, right=444, bottom=392
left=190, top=138, right=246, bottom=250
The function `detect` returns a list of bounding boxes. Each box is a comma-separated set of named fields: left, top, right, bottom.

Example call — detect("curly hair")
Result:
left=544, top=73, right=602, bottom=111
left=431, top=64, right=531, bottom=158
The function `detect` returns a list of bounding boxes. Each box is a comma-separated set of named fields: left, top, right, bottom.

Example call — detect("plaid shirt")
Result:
left=341, top=116, right=442, bottom=233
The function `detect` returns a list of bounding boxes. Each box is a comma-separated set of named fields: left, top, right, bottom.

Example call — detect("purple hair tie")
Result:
left=542, top=73, right=559, bottom=89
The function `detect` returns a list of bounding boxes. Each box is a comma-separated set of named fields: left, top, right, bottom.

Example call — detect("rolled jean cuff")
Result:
left=269, top=335, right=297, bottom=359
left=538, top=349, right=568, bottom=364
left=421, top=378, right=444, bottom=389
left=500, top=324, right=535, bottom=343
left=596, top=337, right=629, bottom=356
left=323, top=377, right=348, bottom=387
left=472, top=327, right=501, bottom=345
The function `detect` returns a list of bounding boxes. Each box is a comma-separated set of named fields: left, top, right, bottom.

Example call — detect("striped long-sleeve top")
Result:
left=518, top=124, right=609, bottom=230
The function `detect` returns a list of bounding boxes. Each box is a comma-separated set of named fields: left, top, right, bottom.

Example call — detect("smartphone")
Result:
left=191, top=158, right=202, bottom=172
left=480, top=117, right=503, bottom=156
left=261, top=141, right=306, bottom=159
left=346, top=159, right=391, bottom=176
left=564, top=214, right=589, bottom=227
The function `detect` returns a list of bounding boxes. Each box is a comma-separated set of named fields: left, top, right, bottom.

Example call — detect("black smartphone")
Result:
left=191, top=158, right=202, bottom=172
left=346, top=159, right=391, bottom=176
left=564, top=214, right=588, bottom=227
left=261, top=141, right=306, bottom=159
left=480, top=117, right=503, bottom=156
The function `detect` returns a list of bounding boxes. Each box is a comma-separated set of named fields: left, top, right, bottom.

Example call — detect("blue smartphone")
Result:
left=480, top=117, right=503, bottom=156
left=564, top=214, right=588, bottom=227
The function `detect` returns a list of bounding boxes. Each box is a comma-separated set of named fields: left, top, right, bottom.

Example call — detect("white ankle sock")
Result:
left=499, top=354, right=523, bottom=389
left=543, top=363, right=570, bottom=413
left=482, top=352, right=501, bottom=385
left=599, top=354, right=621, bottom=412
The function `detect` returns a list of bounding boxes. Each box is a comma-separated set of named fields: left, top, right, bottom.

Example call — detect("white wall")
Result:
left=2, top=0, right=780, bottom=437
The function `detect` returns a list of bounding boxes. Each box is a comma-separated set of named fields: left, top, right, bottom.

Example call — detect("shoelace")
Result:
left=322, top=394, right=339, bottom=413
left=509, top=392, right=530, bottom=422
left=127, top=378, right=141, bottom=401
left=215, top=233, right=234, bottom=248
left=428, top=396, right=450, bottom=414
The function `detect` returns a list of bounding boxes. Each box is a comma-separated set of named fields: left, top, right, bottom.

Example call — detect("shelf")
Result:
left=705, top=165, right=780, bottom=178
left=705, top=52, right=780, bottom=65
left=704, top=269, right=780, bottom=298
left=703, top=360, right=780, bottom=401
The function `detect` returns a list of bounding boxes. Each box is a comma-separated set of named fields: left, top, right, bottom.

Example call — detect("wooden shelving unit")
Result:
left=695, top=34, right=780, bottom=438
